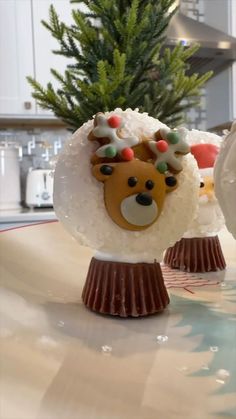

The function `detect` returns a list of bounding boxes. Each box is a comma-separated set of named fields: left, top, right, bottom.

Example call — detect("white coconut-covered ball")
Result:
left=182, top=129, right=225, bottom=238
left=214, top=121, right=236, bottom=239
left=185, top=129, right=222, bottom=147
left=54, top=109, right=199, bottom=262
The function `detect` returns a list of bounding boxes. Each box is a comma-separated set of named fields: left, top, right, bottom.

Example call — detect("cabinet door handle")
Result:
left=24, top=101, right=32, bottom=110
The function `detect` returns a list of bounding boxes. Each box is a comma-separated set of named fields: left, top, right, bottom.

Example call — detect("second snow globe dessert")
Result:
left=214, top=121, right=236, bottom=240
left=54, top=109, right=199, bottom=317
left=164, top=130, right=226, bottom=273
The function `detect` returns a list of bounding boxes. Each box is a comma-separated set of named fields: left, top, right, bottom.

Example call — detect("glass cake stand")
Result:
left=1, top=222, right=236, bottom=419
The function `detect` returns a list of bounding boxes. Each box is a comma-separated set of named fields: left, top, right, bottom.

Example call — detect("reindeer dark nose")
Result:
left=136, top=193, right=153, bottom=206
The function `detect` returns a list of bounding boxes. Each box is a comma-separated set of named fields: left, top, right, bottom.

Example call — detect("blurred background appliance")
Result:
left=0, top=140, right=22, bottom=210
left=25, top=136, right=55, bottom=208
left=26, top=168, right=53, bottom=208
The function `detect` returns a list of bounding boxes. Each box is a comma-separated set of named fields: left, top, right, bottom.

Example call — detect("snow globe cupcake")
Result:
left=164, top=130, right=226, bottom=272
left=54, top=109, right=199, bottom=316
left=214, top=121, right=236, bottom=239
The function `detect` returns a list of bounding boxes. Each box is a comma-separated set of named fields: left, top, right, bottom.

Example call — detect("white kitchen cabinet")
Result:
left=32, top=0, right=73, bottom=116
left=0, top=0, right=36, bottom=115
left=205, top=68, right=234, bottom=130
left=204, top=0, right=236, bottom=129
left=206, top=66, right=236, bottom=129
left=0, top=0, right=73, bottom=119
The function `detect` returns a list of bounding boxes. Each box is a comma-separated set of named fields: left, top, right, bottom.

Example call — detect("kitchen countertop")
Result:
left=0, top=207, right=56, bottom=223
left=0, top=207, right=57, bottom=231
left=0, top=223, right=236, bottom=419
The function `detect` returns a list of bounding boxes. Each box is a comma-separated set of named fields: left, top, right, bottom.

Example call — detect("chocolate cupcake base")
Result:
left=82, top=258, right=170, bottom=317
left=164, top=235, right=226, bottom=273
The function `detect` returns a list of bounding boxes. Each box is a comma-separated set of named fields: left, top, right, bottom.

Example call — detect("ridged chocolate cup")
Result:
left=164, top=235, right=226, bottom=273
left=82, top=258, right=170, bottom=317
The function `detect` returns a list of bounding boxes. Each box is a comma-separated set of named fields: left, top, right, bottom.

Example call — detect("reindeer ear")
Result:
left=92, top=164, right=116, bottom=182
left=165, top=175, right=178, bottom=193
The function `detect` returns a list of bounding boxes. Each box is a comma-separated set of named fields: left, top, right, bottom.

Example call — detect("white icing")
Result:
left=53, top=109, right=199, bottom=261
left=94, top=251, right=155, bottom=264
left=148, top=127, right=190, bottom=172
left=93, top=113, right=139, bottom=157
left=199, top=167, right=213, bottom=177
left=184, top=201, right=224, bottom=238
left=185, top=128, right=222, bottom=147
left=120, top=194, right=158, bottom=226
left=214, top=121, right=236, bottom=239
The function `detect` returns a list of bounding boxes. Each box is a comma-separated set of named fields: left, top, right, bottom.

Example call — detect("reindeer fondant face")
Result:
left=89, top=113, right=190, bottom=231
left=93, top=160, right=177, bottom=231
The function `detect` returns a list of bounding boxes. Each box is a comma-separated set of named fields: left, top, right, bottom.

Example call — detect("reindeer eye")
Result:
left=165, top=176, right=177, bottom=187
left=128, top=177, right=138, bottom=187
left=100, top=165, right=113, bottom=175
left=200, top=181, right=205, bottom=188
left=146, top=180, right=154, bottom=190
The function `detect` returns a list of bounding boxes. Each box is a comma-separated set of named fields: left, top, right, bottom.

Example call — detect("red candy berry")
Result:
left=156, top=140, right=169, bottom=153
left=121, top=147, right=134, bottom=161
left=107, top=115, right=122, bottom=128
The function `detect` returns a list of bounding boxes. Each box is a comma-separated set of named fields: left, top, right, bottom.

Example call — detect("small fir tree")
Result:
left=28, top=0, right=212, bottom=130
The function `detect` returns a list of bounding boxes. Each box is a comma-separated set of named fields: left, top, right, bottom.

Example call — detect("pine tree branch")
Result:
left=28, top=0, right=213, bottom=130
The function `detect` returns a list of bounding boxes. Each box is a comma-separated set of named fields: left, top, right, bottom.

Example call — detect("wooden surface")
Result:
left=0, top=222, right=236, bottom=419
